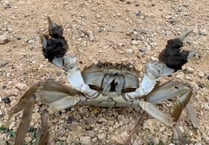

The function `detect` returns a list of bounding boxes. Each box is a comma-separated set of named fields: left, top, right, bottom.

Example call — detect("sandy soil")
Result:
left=0, top=0, right=209, bottom=144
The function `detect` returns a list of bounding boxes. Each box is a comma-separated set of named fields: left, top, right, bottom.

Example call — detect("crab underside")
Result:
left=6, top=17, right=200, bottom=145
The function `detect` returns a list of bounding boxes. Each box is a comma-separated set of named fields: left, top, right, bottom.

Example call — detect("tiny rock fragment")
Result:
left=111, top=135, right=124, bottom=144
left=27, top=39, right=35, bottom=44
left=199, top=29, right=207, bottom=36
left=32, top=112, right=41, bottom=120
left=15, top=83, right=28, bottom=90
left=198, top=71, right=204, bottom=78
left=25, top=136, right=32, bottom=144
left=97, top=133, right=107, bottom=141
left=203, top=103, right=209, bottom=110
left=79, top=136, right=92, bottom=145
left=92, top=137, right=97, bottom=143
left=183, top=67, right=194, bottom=73
left=2, top=97, right=11, bottom=104
left=97, top=117, right=107, bottom=124
left=66, top=116, right=75, bottom=124
left=0, top=34, right=10, bottom=45
left=143, top=119, right=159, bottom=134
left=126, top=48, right=134, bottom=54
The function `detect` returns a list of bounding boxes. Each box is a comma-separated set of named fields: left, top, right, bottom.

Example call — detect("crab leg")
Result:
left=36, top=109, right=50, bottom=145
left=7, top=81, right=83, bottom=145
left=145, top=81, right=199, bottom=128
left=135, top=100, right=175, bottom=127
left=125, top=29, right=198, bottom=100
left=124, top=61, right=175, bottom=101
left=40, top=17, right=98, bottom=98
left=63, top=56, right=99, bottom=98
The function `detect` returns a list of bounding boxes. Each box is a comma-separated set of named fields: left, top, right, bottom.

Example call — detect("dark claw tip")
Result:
left=40, top=17, right=68, bottom=62
left=47, top=16, right=63, bottom=38
left=159, top=30, right=193, bottom=71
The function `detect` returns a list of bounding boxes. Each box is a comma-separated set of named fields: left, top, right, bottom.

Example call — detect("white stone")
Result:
left=80, top=136, right=92, bottom=145
left=97, top=133, right=107, bottom=141
left=0, top=34, right=9, bottom=44
left=15, top=83, right=28, bottom=90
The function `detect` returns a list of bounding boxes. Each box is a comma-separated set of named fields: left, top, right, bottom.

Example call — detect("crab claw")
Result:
left=47, top=16, right=63, bottom=38
left=40, top=17, right=68, bottom=63
left=159, top=30, right=198, bottom=71
left=40, top=34, right=68, bottom=63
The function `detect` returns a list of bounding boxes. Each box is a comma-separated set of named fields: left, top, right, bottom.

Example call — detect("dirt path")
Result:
left=0, top=0, right=209, bottom=144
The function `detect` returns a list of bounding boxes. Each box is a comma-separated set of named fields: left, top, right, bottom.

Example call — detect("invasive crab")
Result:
left=7, top=17, right=200, bottom=145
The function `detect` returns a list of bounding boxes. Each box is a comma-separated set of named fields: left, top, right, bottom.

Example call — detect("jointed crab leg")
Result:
left=145, top=81, right=199, bottom=128
left=146, top=81, right=192, bottom=121
left=7, top=82, right=83, bottom=145
left=124, top=62, right=175, bottom=101
left=125, top=30, right=198, bottom=101
left=37, top=109, right=50, bottom=145
left=40, top=17, right=99, bottom=99
left=135, top=100, right=175, bottom=127
left=63, top=56, right=99, bottom=98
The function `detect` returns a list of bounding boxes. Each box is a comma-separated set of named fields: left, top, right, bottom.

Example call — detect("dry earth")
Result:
left=0, top=0, right=209, bottom=145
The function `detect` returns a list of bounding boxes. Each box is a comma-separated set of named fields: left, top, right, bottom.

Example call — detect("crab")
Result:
left=6, top=17, right=200, bottom=145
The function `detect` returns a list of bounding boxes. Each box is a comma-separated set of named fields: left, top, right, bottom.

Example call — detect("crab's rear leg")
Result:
left=145, top=81, right=199, bottom=128
left=7, top=82, right=83, bottom=145
left=36, top=109, right=50, bottom=145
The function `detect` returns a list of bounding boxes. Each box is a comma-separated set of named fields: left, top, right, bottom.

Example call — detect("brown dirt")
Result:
left=0, top=0, right=209, bottom=145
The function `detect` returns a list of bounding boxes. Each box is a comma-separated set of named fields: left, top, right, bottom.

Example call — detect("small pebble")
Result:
left=97, top=117, right=107, bottom=124
left=27, top=39, right=35, bottom=44
left=198, top=71, right=204, bottom=78
left=139, top=48, right=147, bottom=53
left=0, top=34, right=10, bottom=45
left=135, top=11, right=141, bottom=17
left=131, top=40, right=139, bottom=45
left=25, top=136, right=32, bottom=144
left=3, top=3, right=11, bottom=9
left=203, top=103, right=209, bottom=110
left=92, top=137, right=97, bottom=143
left=2, top=85, right=7, bottom=89
left=183, top=67, right=194, bottom=73
left=15, top=83, right=28, bottom=90
left=125, top=48, right=134, bottom=54
left=66, top=116, right=75, bottom=124
left=98, top=133, right=107, bottom=141
left=79, top=136, right=92, bottom=145
left=2, top=97, right=11, bottom=104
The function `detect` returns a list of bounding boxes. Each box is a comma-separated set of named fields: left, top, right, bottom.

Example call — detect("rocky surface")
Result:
left=0, top=0, right=209, bottom=144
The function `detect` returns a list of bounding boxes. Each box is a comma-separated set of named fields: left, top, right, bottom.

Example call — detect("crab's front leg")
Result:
left=40, top=17, right=98, bottom=98
left=125, top=30, right=197, bottom=101
left=125, top=30, right=199, bottom=129
left=7, top=81, right=84, bottom=145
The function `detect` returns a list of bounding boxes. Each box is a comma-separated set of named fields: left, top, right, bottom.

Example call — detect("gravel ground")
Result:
left=0, top=0, right=209, bottom=145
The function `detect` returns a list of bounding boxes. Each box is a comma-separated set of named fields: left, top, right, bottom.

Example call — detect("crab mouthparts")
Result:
left=102, top=73, right=125, bottom=95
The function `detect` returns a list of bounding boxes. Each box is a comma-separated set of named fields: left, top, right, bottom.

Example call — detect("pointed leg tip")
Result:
left=47, top=16, right=52, bottom=24
left=177, top=29, right=193, bottom=42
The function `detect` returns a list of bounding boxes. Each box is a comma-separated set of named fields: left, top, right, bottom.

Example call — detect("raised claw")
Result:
left=40, top=17, right=68, bottom=63
left=159, top=30, right=197, bottom=71
left=47, top=16, right=64, bottom=38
